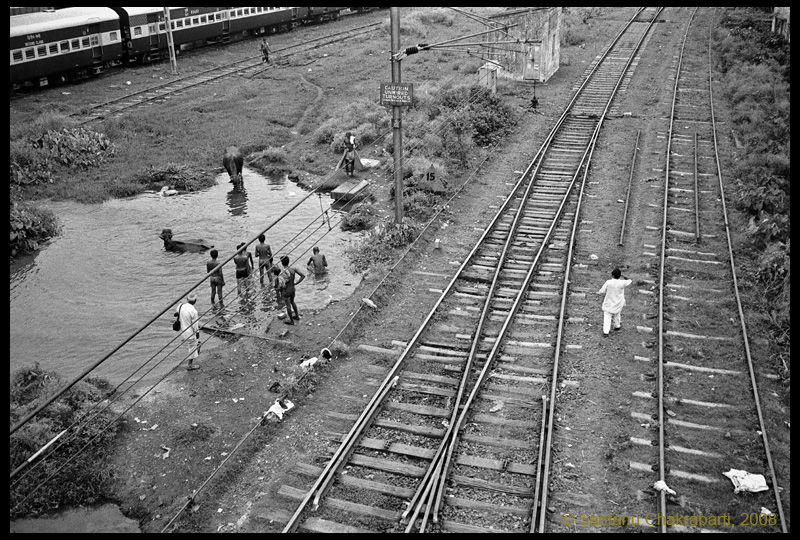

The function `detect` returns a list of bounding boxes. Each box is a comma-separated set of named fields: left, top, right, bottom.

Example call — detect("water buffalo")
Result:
left=223, top=146, right=244, bottom=192
left=159, top=229, right=213, bottom=253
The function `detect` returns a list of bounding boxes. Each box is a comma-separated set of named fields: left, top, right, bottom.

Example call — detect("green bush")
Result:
left=10, top=365, right=118, bottom=519
left=340, top=202, right=377, bottom=232
left=10, top=201, right=61, bottom=258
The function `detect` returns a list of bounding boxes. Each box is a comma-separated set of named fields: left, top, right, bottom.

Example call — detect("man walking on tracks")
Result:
left=597, top=267, right=632, bottom=338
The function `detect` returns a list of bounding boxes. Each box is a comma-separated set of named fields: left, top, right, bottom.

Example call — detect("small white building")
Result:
left=772, top=7, right=790, bottom=42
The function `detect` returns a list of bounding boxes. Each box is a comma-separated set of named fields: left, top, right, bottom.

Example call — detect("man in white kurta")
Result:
left=597, top=267, right=633, bottom=337
left=177, top=292, right=200, bottom=369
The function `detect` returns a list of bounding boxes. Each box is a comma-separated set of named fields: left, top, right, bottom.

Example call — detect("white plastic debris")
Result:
left=265, top=399, right=295, bottom=421
left=300, top=357, right=318, bottom=371
left=723, top=469, right=769, bottom=494
left=761, top=507, right=775, bottom=517
left=653, top=480, right=676, bottom=495
left=590, top=254, right=598, bottom=260
left=362, top=298, right=377, bottom=309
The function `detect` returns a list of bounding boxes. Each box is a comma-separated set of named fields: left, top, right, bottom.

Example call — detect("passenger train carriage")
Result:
left=10, top=6, right=356, bottom=88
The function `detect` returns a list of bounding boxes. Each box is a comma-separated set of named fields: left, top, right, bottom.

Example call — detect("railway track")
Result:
left=272, top=8, right=663, bottom=533
left=629, top=8, right=787, bottom=532
left=70, top=21, right=382, bottom=125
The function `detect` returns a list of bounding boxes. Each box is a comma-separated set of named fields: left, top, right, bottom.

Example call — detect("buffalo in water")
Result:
left=223, top=146, right=244, bottom=192
left=159, top=229, right=213, bottom=253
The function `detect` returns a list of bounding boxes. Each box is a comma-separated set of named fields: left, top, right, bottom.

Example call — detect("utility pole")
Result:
left=163, top=7, right=178, bottom=74
left=390, top=7, right=403, bottom=224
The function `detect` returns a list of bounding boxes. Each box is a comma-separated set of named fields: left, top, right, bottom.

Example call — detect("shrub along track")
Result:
left=262, top=8, right=666, bottom=534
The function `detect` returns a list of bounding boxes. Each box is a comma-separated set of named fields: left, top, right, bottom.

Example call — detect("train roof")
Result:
left=10, top=7, right=119, bottom=37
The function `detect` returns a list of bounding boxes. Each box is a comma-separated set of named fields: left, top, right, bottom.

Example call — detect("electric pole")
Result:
left=163, top=7, right=178, bottom=74
left=390, top=7, right=403, bottom=224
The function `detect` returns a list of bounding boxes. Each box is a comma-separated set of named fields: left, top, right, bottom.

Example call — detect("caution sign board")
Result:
left=380, top=83, right=414, bottom=107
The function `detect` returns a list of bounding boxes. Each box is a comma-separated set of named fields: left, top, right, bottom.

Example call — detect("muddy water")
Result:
left=9, top=503, right=141, bottom=533
left=9, top=169, right=362, bottom=388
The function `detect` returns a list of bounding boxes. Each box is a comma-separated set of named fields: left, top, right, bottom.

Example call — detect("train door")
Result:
left=89, top=22, right=103, bottom=73
left=221, top=10, right=230, bottom=43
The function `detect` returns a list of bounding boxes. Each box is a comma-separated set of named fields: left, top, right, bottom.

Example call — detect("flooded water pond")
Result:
left=9, top=169, right=363, bottom=388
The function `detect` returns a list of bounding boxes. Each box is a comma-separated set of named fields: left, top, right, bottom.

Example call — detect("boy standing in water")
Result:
left=307, top=246, right=328, bottom=275
left=597, top=267, right=633, bottom=338
left=206, top=249, right=225, bottom=305
left=255, top=234, right=273, bottom=286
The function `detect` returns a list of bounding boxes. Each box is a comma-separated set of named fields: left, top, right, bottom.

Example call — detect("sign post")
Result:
left=389, top=8, right=403, bottom=224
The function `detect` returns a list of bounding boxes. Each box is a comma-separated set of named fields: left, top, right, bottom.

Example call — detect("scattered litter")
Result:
left=221, top=452, right=228, bottom=456
left=590, top=254, right=598, bottom=260
left=190, top=504, right=201, bottom=514
left=653, top=480, right=676, bottom=495
left=723, top=469, right=768, bottom=494
left=161, top=446, right=171, bottom=459
left=233, top=398, right=238, bottom=403
left=142, top=424, right=159, bottom=431
left=362, top=298, right=377, bottom=309
left=218, top=508, right=223, bottom=513
left=126, top=81, right=131, bottom=85
left=265, top=399, right=295, bottom=421
left=204, top=456, right=212, bottom=461
left=565, top=462, right=575, bottom=468
left=761, top=507, right=775, bottom=517
left=617, top=199, right=624, bottom=203
left=139, top=495, right=146, bottom=501
left=300, top=357, right=318, bottom=371
left=191, top=423, right=198, bottom=427
left=61, top=92, right=71, bottom=95
left=489, top=401, right=504, bottom=413
left=230, top=323, right=245, bottom=330
left=215, top=401, right=221, bottom=404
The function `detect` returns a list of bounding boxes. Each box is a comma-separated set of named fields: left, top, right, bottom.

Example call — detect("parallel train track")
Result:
left=70, top=21, right=382, bottom=126
left=272, top=8, right=664, bottom=533
left=634, top=7, right=787, bottom=532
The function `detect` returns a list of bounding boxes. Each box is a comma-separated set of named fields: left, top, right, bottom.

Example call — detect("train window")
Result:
left=90, top=36, right=98, bottom=46
left=82, top=38, right=90, bottom=48
left=134, top=27, right=142, bottom=36
left=149, top=24, right=156, bottom=34
left=60, top=41, right=69, bottom=52
left=13, top=50, right=23, bottom=62
left=176, top=20, right=183, bottom=28
left=185, top=19, right=191, bottom=27
left=236, top=9, right=243, bottom=17
left=244, top=8, right=250, bottom=15
left=200, top=15, right=206, bottom=23
left=110, top=31, right=118, bottom=41
left=160, top=23, right=165, bottom=31
left=72, top=39, right=80, bottom=49
left=25, top=48, right=35, bottom=60
left=192, top=17, right=198, bottom=25
left=37, top=45, right=47, bottom=57
left=49, top=43, right=58, bottom=54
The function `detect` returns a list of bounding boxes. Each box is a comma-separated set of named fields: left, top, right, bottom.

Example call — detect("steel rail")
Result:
left=693, top=132, right=701, bottom=243
left=281, top=131, right=549, bottom=533
left=284, top=7, right=657, bottom=533
left=402, top=122, right=553, bottom=530
left=403, top=9, right=657, bottom=530
left=705, top=30, right=787, bottom=534
left=656, top=7, right=695, bottom=533
left=618, top=129, right=641, bottom=245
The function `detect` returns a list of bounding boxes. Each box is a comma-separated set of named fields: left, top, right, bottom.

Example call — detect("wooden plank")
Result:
left=400, top=370, right=460, bottom=386
left=331, top=179, right=369, bottom=201
left=461, top=433, right=530, bottom=449
left=350, top=453, right=427, bottom=478
left=440, top=520, right=514, bottom=533
left=325, top=412, right=445, bottom=438
left=446, top=495, right=531, bottom=517
left=471, top=413, right=537, bottom=429
left=451, top=474, right=534, bottom=497
left=279, top=484, right=401, bottom=522
left=456, top=454, right=536, bottom=476
left=385, top=400, right=450, bottom=417
left=294, top=461, right=415, bottom=498
left=304, top=517, right=374, bottom=534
